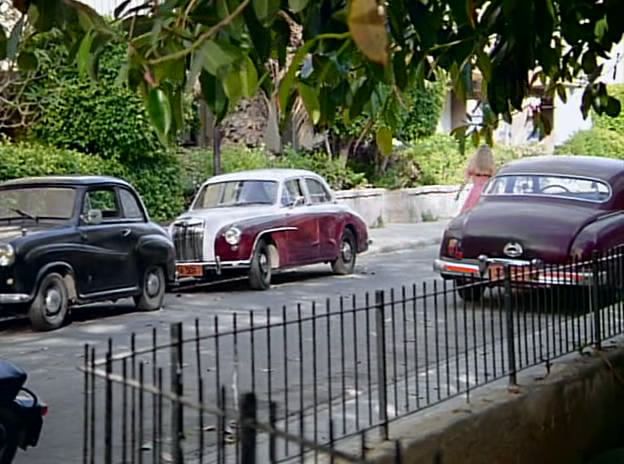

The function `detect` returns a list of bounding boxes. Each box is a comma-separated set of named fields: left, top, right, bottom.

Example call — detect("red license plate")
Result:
left=177, top=264, right=203, bottom=278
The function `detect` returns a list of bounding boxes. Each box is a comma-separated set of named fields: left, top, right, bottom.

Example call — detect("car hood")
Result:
left=0, top=222, right=64, bottom=244
left=174, top=205, right=279, bottom=230
left=455, top=199, right=607, bottom=263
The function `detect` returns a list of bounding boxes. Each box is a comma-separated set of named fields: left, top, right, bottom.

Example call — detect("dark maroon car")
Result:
left=435, top=155, right=624, bottom=298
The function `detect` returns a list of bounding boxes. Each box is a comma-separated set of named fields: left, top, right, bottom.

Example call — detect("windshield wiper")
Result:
left=8, top=208, right=38, bottom=222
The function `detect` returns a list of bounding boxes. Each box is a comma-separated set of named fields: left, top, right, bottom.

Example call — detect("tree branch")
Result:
left=148, top=0, right=251, bottom=66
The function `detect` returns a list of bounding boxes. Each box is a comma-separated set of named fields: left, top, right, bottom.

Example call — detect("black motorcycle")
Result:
left=0, top=361, right=46, bottom=464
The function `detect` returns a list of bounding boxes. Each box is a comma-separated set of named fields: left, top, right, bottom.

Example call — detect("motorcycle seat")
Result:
left=0, top=360, right=27, bottom=403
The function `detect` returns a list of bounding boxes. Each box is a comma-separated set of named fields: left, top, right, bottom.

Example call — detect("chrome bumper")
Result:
left=0, top=293, right=30, bottom=304
left=434, top=258, right=595, bottom=286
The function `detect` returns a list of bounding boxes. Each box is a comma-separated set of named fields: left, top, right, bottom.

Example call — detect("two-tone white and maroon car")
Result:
left=170, top=169, right=370, bottom=289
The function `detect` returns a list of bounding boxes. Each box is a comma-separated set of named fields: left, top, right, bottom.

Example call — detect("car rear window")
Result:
left=484, top=175, right=611, bottom=203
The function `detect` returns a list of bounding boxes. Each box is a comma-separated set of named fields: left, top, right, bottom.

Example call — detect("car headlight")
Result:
left=0, top=244, right=15, bottom=266
left=224, top=227, right=241, bottom=245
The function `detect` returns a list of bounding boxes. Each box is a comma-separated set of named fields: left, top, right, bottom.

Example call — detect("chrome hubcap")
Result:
left=44, top=287, right=62, bottom=316
left=259, top=253, right=269, bottom=275
left=341, top=240, right=353, bottom=263
left=146, top=272, right=161, bottom=297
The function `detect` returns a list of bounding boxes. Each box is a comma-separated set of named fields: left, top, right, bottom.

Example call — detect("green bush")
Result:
left=594, top=84, right=624, bottom=134
left=0, top=141, right=124, bottom=180
left=555, top=128, right=624, bottom=158
left=26, top=37, right=162, bottom=164
left=398, top=80, right=447, bottom=141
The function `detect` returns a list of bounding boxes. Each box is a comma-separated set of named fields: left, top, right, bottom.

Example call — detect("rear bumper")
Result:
left=434, top=258, right=595, bottom=286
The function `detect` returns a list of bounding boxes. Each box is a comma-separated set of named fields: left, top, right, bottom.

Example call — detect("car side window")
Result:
left=305, top=178, right=331, bottom=204
left=281, top=179, right=304, bottom=206
left=83, top=188, right=120, bottom=220
left=119, top=188, right=144, bottom=220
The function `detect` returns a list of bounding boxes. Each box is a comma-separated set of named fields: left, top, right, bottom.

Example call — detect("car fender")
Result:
left=569, top=212, right=624, bottom=259
left=136, top=234, right=176, bottom=281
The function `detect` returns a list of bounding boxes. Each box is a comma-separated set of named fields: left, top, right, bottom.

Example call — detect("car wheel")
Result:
left=28, top=272, right=69, bottom=331
left=456, top=279, right=485, bottom=302
left=134, top=266, right=166, bottom=311
left=0, top=409, right=18, bottom=464
left=332, top=229, right=357, bottom=275
left=249, top=240, right=271, bottom=290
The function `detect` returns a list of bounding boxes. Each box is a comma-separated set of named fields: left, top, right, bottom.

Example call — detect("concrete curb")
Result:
left=364, top=236, right=442, bottom=256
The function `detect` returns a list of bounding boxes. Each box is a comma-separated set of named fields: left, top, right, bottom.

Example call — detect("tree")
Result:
left=4, top=0, right=623, bottom=149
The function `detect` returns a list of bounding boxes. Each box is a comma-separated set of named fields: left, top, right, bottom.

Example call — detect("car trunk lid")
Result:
left=460, top=199, right=606, bottom=263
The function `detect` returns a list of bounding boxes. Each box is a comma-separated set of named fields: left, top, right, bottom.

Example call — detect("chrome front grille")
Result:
left=172, top=220, right=204, bottom=262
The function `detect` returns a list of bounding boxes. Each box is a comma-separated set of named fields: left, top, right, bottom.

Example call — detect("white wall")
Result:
left=553, top=86, right=593, bottom=146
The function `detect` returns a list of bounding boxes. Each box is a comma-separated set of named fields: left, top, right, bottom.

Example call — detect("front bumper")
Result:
left=434, top=258, right=595, bottom=286
left=0, top=293, right=30, bottom=304
left=175, top=259, right=251, bottom=281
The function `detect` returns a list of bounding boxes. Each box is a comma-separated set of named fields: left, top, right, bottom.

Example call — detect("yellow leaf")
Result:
left=348, top=0, right=388, bottom=66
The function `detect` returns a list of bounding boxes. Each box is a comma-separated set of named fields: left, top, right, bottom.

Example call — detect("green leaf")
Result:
left=298, top=83, right=321, bottom=124
left=147, top=88, right=172, bottom=139
left=222, top=57, right=258, bottom=106
left=76, top=30, right=95, bottom=77
left=376, top=127, right=393, bottom=156
left=17, top=51, right=37, bottom=70
left=289, top=0, right=310, bottom=13
left=200, top=40, right=241, bottom=75
left=605, top=96, right=621, bottom=118
left=253, top=0, right=280, bottom=23
left=199, top=70, right=229, bottom=123
left=7, top=16, right=24, bottom=60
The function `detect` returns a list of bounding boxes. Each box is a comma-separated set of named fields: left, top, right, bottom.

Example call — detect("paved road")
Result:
left=3, top=246, right=441, bottom=464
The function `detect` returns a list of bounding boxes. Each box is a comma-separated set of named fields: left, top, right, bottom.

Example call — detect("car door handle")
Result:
left=121, top=228, right=132, bottom=237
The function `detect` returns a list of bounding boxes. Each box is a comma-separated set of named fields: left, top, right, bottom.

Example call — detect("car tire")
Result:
left=134, top=266, right=166, bottom=311
left=456, top=279, right=485, bottom=302
left=0, top=409, right=18, bottom=464
left=332, top=229, right=357, bottom=275
left=28, top=272, right=69, bottom=332
left=249, top=240, right=271, bottom=290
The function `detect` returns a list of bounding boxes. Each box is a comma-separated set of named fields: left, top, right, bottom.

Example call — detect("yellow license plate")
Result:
left=177, top=264, right=203, bottom=278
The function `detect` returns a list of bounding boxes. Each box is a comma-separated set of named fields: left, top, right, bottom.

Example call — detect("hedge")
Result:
left=555, top=128, right=624, bottom=159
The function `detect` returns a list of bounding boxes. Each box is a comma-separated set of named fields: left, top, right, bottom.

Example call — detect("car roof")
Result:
left=498, top=155, right=624, bottom=183
left=0, top=175, right=133, bottom=189
left=205, top=168, right=322, bottom=183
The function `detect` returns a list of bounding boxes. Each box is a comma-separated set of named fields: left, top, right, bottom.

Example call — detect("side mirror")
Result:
left=82, top=209, right=103, bottom=225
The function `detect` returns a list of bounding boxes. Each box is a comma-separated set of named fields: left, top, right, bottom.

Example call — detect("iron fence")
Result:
left=82, top=248, right=624, bottom=463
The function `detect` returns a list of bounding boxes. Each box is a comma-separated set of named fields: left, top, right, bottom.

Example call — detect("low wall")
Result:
left=335, top=185, right=468, bottom=227
left=360, top=345, right=624, bottom=464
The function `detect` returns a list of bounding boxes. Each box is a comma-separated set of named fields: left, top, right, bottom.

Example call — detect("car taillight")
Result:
left=447, top=239, right=463, bottom=259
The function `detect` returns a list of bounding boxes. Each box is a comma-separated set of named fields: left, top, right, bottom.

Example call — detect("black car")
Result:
left=0, top=176, right=175, bottom=331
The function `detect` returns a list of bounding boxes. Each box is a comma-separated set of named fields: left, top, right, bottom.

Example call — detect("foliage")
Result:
left=0, top=140, right=123, bottom=180
left=594, top=84, right=624, bottom=134
left=24, top=33, right=162, bottom=165
left=177, top=146, right=368, bottom=204
left=398, top=80, right=447, bottom=141
left=11, top=0, right=624, bottom=150
left=555, top=128, right=624, bottom=159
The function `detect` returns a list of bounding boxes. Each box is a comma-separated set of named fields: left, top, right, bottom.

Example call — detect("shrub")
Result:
left=0, top=141, right=124, bottom=180
left=594, top=84, right=624, bottom=134
left=398, top=80, right=447, bottom=141
left=26, top=37, right=162, bottom=164
left=555, top=128, right=624, bottom=158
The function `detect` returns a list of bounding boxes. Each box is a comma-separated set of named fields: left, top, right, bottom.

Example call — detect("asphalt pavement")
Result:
left=3, top=243, right=444, bottom=464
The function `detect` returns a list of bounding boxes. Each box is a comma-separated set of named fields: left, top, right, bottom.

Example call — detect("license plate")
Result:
left=488, top=264, right=533, bottom=281
left=177, top=264, right=203, bottom=278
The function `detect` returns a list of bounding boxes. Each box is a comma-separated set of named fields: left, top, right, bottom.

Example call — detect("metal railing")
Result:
left=82, top=248, right=624, bottom=462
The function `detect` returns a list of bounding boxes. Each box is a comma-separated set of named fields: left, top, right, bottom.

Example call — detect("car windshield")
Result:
left=0, top=187, right=77, bottom=221
left=193, top=180, right=278, bottom=209
left=484, top=175, right=611, bottom=203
